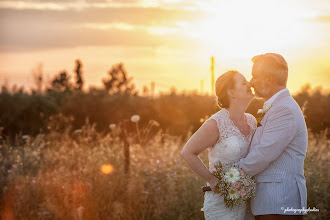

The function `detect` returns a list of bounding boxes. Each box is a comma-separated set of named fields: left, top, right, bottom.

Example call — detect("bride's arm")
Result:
left=181, top=120, right=219, bottom=191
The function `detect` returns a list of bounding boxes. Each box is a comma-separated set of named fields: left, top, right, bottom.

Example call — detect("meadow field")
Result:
left=0, top=63, right=329, bottom=219
left=0, top=116, right=328, bottom=220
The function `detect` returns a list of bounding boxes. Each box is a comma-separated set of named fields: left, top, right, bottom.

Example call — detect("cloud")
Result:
left=0, top=16, right=198, bottom=52
left=0, top=0, right=144, bottom=11
left=0, top=4, right=206, bottom=52
left=0, top=0, right=204, bottom=11
left=0, top=28, right=160, bottom=52
left=0, top=6, right=203, bottom=26
left=314, top=15, right=330, bottom=23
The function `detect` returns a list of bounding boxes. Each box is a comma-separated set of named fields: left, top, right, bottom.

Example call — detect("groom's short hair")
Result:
left=252, top=53, right=288, bottom=86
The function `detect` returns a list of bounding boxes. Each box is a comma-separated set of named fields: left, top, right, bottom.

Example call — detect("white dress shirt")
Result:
left=265, top=88, right=289, bottom=105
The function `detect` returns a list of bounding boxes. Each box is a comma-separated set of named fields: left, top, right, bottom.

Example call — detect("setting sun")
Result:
left=190, top=1, right=311, bottom=56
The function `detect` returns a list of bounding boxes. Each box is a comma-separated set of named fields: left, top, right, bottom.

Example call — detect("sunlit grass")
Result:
left=0, top=120, right=328, bottom=219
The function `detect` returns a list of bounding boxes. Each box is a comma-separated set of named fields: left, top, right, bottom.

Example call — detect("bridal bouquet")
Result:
left=213, top=162, right=256, bottom=209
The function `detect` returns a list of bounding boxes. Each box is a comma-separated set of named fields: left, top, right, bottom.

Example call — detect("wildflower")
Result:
left=240, top=189, right=247, bottom=197
left=239, top=168, right=245, bottom=176
left=228, top=188, right=240, bottom=200
left=224, top=167, right=240, bottom=183
left=243, top=179, right=250, bottom=186
left=150, top=120, right=159, bottom=127
left=109, top=124, right=116, bottom=129
left=74, top=129, right=82, bottom=134
left=37, top=133, right=45, bottom=138
left=232, top=182, right=240, bottom=189
left=77, top=206, right=84, bottom=219
left=131, top=115, right=140, bottom=123
left=22, top=135, right=30, bottom=140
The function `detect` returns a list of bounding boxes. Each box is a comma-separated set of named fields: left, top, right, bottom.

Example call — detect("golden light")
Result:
left=186, top=0, right=313, bottom=60
left=101, top=164, right=114, bottom=175
left=162, top=0, right=182, bottom=3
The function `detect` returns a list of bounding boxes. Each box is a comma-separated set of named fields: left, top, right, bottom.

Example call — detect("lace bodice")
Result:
left=205, top=109, right=257, bottom=172
left=203, top=109, right=257, bottom=220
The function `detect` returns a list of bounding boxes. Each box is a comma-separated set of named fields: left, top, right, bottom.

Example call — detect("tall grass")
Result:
left=304, top=131, right=329, bottom=220
left=0, top=120, right=328, bottom=219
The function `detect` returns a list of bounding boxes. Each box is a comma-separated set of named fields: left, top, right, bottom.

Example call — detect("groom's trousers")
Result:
left=255, top=214, right=303, bottom=220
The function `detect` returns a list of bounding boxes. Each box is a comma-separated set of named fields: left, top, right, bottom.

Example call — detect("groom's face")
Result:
left=250, top=64, right=271, bottom=98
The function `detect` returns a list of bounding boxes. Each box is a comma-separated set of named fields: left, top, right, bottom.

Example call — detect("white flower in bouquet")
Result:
left=131, top=115, right=140, bottom=123
left=228, top=188, right=240, bottom=200
left=224, top=167, right=240, bottom=183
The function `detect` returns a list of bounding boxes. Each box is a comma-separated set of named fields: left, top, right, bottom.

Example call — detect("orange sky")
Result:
left=0, top=0, right=329, bottom=94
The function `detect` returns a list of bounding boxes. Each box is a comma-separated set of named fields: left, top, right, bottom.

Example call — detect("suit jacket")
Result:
left=238, top=90, right=308, bottom=215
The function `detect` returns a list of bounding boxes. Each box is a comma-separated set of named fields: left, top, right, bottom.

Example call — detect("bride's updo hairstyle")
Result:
left=215, top=70, right=238, bottom=108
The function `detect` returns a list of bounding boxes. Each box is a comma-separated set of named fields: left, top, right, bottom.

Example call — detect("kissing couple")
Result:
left=181, top=53, right=308, bottom=220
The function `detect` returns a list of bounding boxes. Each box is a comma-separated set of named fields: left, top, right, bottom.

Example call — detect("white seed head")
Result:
left=109, top=124, right=116, bottom=129
left=131, top=115, right=140, bottom=123
left=74, top=129, right=82, bottom=133
left=22, top=135, right=30, bottom=140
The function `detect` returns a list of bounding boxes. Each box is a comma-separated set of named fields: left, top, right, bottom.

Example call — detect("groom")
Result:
left=236, top=53, right=308, bottom=220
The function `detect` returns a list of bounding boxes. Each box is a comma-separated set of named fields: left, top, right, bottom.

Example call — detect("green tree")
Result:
left=103, top=63, right=137, bottom=95
left=74, top=59, right=84, bottom=90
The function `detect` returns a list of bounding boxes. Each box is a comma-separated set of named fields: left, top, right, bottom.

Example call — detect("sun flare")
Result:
left=101, top=164, right=114, bottom=175
left=187, top=1, right=313, bottom=60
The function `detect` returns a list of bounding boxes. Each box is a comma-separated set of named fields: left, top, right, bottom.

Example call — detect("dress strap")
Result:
left=245, top=113, right=257, bottom=131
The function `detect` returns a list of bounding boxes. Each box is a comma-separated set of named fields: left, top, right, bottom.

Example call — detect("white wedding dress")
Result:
left=203, top=109, right=257, bottom=220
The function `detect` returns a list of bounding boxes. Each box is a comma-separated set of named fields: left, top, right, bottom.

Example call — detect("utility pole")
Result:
left=200, top=79, right=204, bottom=94
left=211, top=56, right=215, bottom=95
left=151, top=81, right=155, bottom=97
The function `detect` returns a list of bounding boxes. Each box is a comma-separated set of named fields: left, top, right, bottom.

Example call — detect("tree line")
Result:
left=0, top=60, right=329, bottom=141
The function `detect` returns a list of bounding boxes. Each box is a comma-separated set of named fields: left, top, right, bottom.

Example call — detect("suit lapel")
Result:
left=259, top=90, right=291, bottom=127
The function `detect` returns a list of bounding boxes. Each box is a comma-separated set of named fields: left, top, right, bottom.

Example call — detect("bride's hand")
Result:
left=208, top=175, right=219, bottom=193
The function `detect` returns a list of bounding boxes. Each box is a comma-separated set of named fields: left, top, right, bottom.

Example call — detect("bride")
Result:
left=181, top=70, right=256, bottom=220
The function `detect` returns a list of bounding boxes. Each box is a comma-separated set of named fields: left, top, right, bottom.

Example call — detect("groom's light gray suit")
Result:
left=238, top=90, right=308, bottom=216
